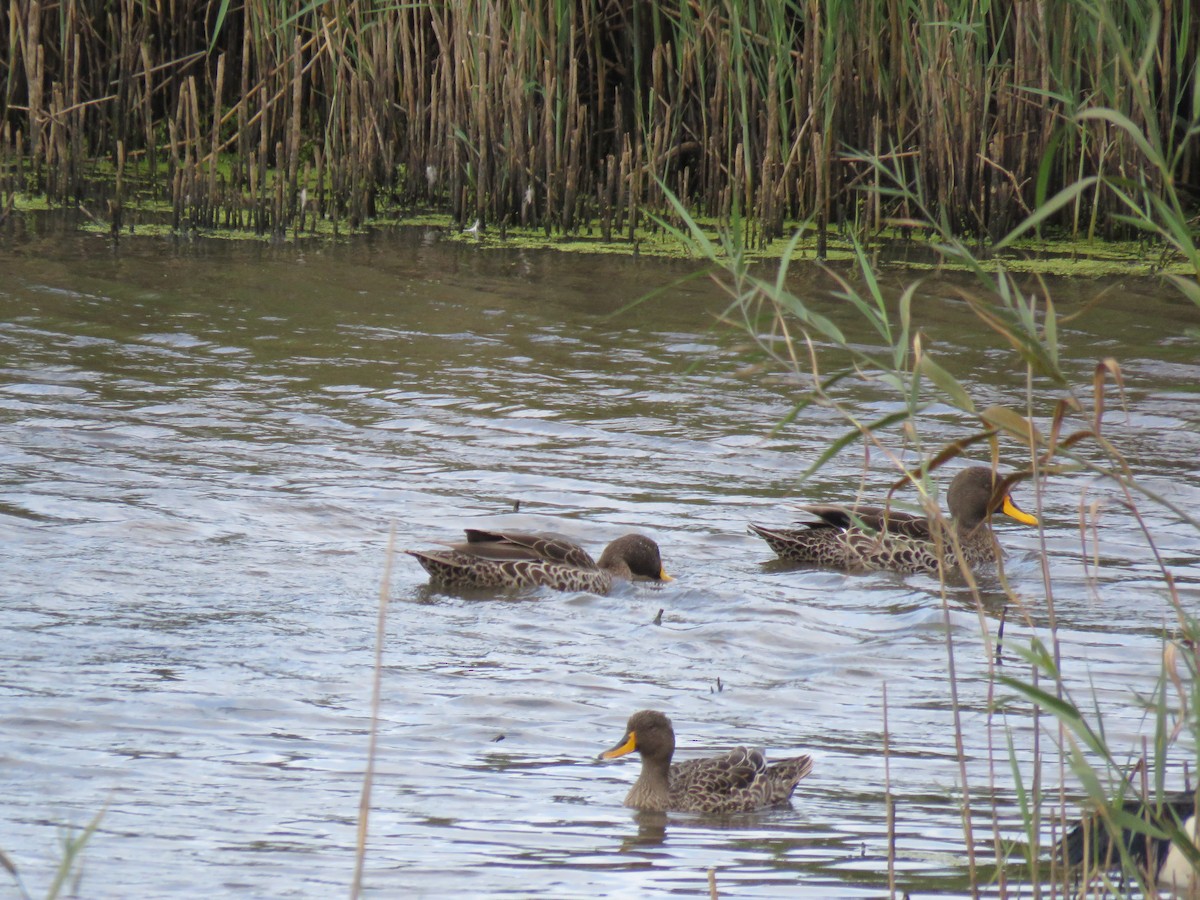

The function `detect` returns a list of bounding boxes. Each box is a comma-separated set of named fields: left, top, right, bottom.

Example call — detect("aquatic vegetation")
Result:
left=645, top=26, right=1200, bottom=877
left=1, top=806, right=105, bottom=900
left=1, top=1, right=1197, bottom=266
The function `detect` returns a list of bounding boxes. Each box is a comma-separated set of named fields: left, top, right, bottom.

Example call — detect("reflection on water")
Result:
left=624, top=811, right=668, bottom=848
left=1, top=225, right=1198, bottom=896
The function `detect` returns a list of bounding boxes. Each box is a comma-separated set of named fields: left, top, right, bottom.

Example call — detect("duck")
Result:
left=748, top=465, right=1038, bottom=575
left=407, top=529, right=672, bottom=593
left=598, top=709, right=813, bottom=813
left=1060, top=792, right=1199, bottom=892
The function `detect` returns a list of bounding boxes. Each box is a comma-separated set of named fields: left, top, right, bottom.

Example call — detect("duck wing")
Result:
left=799, top=504, right=933, bottom=539
left=669, top=747, right=771, bottom=812
left=458, top=530, right=598, bottom=568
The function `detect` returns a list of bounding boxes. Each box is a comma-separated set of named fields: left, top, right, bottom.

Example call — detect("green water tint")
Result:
left=441, top=221, right=1186, bottom=276
left=6, top=191, right=1186, bottom=276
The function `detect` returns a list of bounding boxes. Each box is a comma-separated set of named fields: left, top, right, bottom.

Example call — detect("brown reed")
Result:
left=0, top=1, right=1196, bottom=244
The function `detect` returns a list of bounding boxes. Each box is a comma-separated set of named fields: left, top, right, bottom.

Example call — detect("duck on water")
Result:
left=599, top=710, right=813, bottom=814
left=750, top=465, right=1039, bottom=575
left=408, top=529, right=672, bottom=593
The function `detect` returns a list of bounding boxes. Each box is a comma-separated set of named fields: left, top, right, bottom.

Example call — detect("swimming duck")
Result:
left=598, top=709, right=813, bottom=813
left=748, top=465, right=1038, bottom=575
left=1060, top=793, right=1199, bottom=892
left=407, top=529, right=671, bottom=593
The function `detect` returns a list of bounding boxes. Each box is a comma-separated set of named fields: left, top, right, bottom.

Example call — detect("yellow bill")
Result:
left=600, top=731, right=638, bottom=759
left=1001, top=493, right=1038, bottom=525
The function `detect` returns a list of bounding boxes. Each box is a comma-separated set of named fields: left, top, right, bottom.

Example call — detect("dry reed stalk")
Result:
left=762, top=59, right=780, bottom=239
left=273, top=142, right=284, bottom=233
left=236, top=17, right=250, bottom=189
left=247, top=150, right=258, bottom=232
left=0, top=2, right=1197, bottom=241
left=110, top=138, right=124, bottom=236
left=884, top=682, right=895, bottom=899
left=600, top=152, right=615, bottom=240
left=257, top=83, right=268, bottom=231
left=68, top=25, right=82, bottom=198
left=167, top=85, right=182, bottom=227
left=350, top=526, right=396, bottom=900
left=287, top=34, right=301, bottom=216
left=626, top=136, right=640, bottom=243
left=208, top=54, right=225, bottom=228
left=44, top=84, right=58, bottom=201
left=18, top=0, right=43, bottom=169
left=313, top=144, right=324, bottom=222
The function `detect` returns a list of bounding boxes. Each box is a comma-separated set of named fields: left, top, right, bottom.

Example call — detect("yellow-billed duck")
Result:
left=599, top=709, right=813, bottom=813
left=749, top=465, right=1038, bottom=575
left=407, top=529, right=671, bottom=593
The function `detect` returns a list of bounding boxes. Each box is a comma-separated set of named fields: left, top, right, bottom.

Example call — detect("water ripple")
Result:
left=0, top=233, right=1195, bottom=897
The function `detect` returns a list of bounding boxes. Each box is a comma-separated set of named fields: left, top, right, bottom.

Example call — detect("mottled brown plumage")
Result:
left=407, top=529, right=671, bottom=593
left=749, top=466, right=1038, bottom=575
left=599, top=710, right=813, bottom=813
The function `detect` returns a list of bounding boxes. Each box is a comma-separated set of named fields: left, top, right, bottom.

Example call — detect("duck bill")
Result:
left=1001, top=494, right=1039, bottom=525
left=657, top=568, right=674, bottom=582
left=600, top=731, right=637, bottom=760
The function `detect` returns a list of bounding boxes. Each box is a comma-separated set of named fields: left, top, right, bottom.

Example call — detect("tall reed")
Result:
left=0, top=1, right=1196, bottom=248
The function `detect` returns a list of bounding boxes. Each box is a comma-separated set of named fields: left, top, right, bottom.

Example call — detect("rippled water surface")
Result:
left=2, top=226, right=1199, bottom=897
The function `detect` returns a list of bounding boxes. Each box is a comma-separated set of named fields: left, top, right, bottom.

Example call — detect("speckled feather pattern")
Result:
left=408, top=550, right=616, bottom=593
left=603, top=710, right=813, bottom=814
left=407, top=530, right=668, bottom=594
left=749, top=467, right=1032, bottom=575
left=748, top=520, right=997, bottom=574
left=654, top=748, right=814, bottom=814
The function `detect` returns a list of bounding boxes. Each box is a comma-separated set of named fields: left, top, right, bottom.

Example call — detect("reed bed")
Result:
left=0, top=1, right=1196, bottom=245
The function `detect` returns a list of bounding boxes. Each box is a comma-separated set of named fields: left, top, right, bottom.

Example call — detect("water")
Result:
left=2, top=225, right=1198, bottom=897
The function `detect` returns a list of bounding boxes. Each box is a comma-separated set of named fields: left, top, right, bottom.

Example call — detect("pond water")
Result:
left=1, top=223, right=1198, bottom=898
